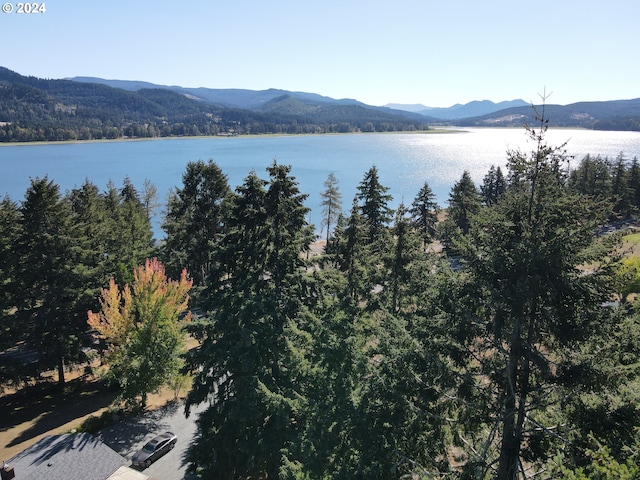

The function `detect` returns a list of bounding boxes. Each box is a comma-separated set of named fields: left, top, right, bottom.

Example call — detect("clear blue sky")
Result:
left=2, top=0, right=638, bottom=107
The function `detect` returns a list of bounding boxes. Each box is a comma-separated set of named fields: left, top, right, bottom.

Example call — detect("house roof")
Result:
left=7, top=433, right=132, bottom=480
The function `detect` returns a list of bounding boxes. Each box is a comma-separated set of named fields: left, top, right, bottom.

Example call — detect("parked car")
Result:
left=131, top=431, right=177, bottom=468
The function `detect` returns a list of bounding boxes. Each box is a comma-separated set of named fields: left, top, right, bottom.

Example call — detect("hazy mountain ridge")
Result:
left=1, top=67, right=638, bottom=143
left=68, top=77, right=419, bottom=119
left=455, top=98, right=640, bottom=130
left=68, top=75, right=640, bottom=130
left=0, top=67, right=430, bottom=142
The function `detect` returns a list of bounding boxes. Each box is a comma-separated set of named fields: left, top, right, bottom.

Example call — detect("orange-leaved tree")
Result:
left=88, top=258, right=192, bottom=409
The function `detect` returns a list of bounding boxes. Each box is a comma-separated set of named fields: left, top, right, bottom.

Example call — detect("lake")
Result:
left=1, top=128, right=639, bottom=238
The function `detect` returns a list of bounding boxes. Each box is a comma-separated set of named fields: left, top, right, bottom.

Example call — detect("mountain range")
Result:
left=70, top=77, right=640, bottom=129
left=0, top=66, right=638, bottom=143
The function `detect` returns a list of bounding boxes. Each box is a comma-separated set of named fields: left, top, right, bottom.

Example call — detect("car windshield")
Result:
left=142, top=441, right=157, bottom=453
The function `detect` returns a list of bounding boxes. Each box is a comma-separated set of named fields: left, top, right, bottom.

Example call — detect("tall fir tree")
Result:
left=320, top=172, right=342, bottom=243
left=185, top=163, right=315, bottom=479
left=452, top=109, right=618, bottom=479
left=0, top=196, right=21, bottom=354
left=162, top=159, right=231, bottom=288
left=104, top=178, right=155, bottom=285
left=410, top=180, right=439, bottom=247
left=15, top=177, right=88, bottom=385
left=480, top=164, right=506, bottom=206
left=357, top=166, right=394, bottom=246
left=67, top=180, right=112, bottom=312
left=446, top=170, right=481, bottom=235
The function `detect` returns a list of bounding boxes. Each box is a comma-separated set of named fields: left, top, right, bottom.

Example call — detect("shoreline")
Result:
left=0, top=128, right=466, bottom=148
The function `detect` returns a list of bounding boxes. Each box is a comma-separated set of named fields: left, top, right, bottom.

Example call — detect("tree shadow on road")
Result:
left=97, top=401, right=180, bottom=457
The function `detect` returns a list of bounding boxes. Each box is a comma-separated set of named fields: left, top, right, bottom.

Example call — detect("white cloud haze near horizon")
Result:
left=2, top=0, right=639, bottom=108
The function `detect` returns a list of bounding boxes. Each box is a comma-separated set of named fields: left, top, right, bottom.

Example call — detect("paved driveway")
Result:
left=98, top=400, right=207, bottom=480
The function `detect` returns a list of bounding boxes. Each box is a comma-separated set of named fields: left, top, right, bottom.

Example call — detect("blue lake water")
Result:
left=1, top=128, right=639, bottom=238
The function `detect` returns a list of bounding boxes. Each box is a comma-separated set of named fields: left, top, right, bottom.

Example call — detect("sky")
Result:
left=1, top=0, right=639, bottom=108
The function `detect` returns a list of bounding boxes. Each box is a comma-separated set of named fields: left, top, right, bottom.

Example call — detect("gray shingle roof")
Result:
left=8, top=433, right=127, bottom=480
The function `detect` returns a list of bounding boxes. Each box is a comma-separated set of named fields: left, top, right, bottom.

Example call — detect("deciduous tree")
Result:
left=88, top=258, right=192, bottom=409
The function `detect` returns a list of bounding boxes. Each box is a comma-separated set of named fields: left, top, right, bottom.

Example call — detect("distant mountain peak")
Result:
left=387, top=99, right=530, bottom=119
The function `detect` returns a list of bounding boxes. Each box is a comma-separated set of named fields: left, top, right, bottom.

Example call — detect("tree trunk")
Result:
left=496, top=319, right=522, bottom=480
left=57, top=357, right=65, bottom=386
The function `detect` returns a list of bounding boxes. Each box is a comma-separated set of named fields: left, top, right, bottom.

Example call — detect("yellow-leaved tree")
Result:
left=88, top=258, right=192, bottom=409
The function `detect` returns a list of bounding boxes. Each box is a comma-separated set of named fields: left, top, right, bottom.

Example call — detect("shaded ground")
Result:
left=0, top=373, right=185, bottom=463
left=0, top=375, right=116, bottom=461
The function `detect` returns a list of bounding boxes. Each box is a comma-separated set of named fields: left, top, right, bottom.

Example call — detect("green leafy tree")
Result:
left=88, top=258, right=192, bottom=409
left=453, top=109, right=617, bottom=479
left=162, top=160, right=231, bottom=288
left=185, top=163, right=315, bottom=479
left=320, top=172, right=342, bottom=243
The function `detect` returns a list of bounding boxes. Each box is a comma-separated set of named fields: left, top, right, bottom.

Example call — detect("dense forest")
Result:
left=2, top=116, right=640, bottom=479
left=0, top=67, right=429, bottom=142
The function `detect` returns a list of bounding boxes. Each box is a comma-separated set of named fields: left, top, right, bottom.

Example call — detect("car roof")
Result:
left=149, top=431, right=174, bottom=443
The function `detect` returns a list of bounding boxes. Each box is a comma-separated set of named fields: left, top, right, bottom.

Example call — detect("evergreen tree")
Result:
left=447, top=170, right=480, bottom=235
left=0, top=196, right=21, bottom=353
left=385, top=203, right=420, bottom=314
left=357, top=166, right=393, bottom=245
left=628, top=156, right=640, bottom=210
left=67, top=180, right=112, bottom=311
left=481, top=165, right=506, bottom=205
left=329, top=196, right=371, bottom=302
left=320, top=172, right=342, bottom=243
left=104, top=178, right=155, bottom=284
left=568, top=154, right=612, bottom=197
left=15, top=177, right=88, bottom=385
left=162, top=160, right=231, bottom=287
left=410, top=181, right=439, bottom=247
left=185, top=163, right=314, bottom=479
left=611, top=152, right=631, bottom=216
left=453, top=109, right=617, bottom=479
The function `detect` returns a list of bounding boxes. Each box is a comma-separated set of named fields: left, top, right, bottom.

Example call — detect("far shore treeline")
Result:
left=2, top=116, right=640, bottom=478
left=2, top=66, right=640, bottom=144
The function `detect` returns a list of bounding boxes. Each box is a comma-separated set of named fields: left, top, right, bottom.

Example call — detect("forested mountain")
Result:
left=71, top=76, right=394, bottom=110
left=2, top=66, right=638, bottom=142
left=0, top=67, right=429, bottom=142
left=455, top=98, right=640, bottom=130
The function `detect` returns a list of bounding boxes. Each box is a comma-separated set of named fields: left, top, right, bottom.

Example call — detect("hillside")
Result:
left=0, top=68, right=429, bottom=142
left=454, top=98, right=640, bottom=130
